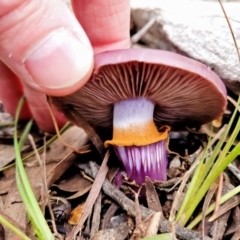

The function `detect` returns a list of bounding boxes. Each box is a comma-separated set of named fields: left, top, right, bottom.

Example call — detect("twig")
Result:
left=227, top=163, right=240, bottom=182
left=130, top=189, right=142, bottom=227
left=131, top=18, right=156, bottom=44
left=227, top=96, right=240, bottom=113
left=209, top=196, right=240, bottom=222
left=145, top=177, right=162, bottom=212
left=48, top=96, right=105, bottom=157
left=214, top=174, right=223, bottom=215
left=218, top=0, right=240, bottom=62
left=102, top=202, right=119, bottom=229
left=66, top=152, right=109, bottom=240
left=0, top=222, right=4, bottom=240
left=169, top=151, right=203, bottom=221
left=145, top=212, right=162, bottom=237
left=78, top=162, right=212, bottom=240
left=90, top=192, right=102, bottom=238
left=0, top=210, right=37, bottom=240
left=46, top=97, right=90, bottom=155
left=201, top=182, right=218, bottom=238
left=28, top=134, right=63, bottom=239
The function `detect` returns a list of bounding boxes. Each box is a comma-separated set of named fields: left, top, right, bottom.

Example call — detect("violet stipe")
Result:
left=106, top=98, right=169, bottom=185
left=115, top=140, right=168, bottom=185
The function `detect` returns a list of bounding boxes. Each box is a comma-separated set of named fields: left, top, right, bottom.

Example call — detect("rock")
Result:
left=131, top=0, right=240, bottom=94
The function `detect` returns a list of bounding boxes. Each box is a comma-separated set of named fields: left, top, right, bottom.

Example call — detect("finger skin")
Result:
left=72, top=0, right=131, bottom=52
left=0, top=0, right=130, bottom=132
left=0, top=61, right=31, bottom=119
left=23, top=84, right=67, bottom=132
left=0, top=0, right=93, bottom=95
left=0, top=60, right=66, bottom=131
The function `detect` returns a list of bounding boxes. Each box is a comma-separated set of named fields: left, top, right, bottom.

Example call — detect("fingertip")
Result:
left=0, top=0, right=94, bottom=97
left=72, top=0, right=131, bottom=53
left=30, top=105, right=67, bottom=133
left=23, top=85, right=67, bottom=133
left=0, top=61, right=32, bottom=119
left=24, top=30, right=94, bottom=96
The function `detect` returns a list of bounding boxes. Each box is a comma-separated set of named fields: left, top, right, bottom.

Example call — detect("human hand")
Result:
left=0, top=0, right=130, bottom=132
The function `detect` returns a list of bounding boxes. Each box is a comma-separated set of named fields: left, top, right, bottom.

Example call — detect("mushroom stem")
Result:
left=105, top=98, right=169, bottom=185
left=115, top=141, right=168, bottom=184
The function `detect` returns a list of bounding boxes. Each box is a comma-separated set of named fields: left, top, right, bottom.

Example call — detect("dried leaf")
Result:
left=1, top=127, right=88, bottom=238
left=197, top=216, right=213, bottom=238
left=0, top=178, right=14, bottom=194
left=2, top=163, right=55, bottom=239
left=109, top=214, right=129, bottom=229
left=0, top=209, right=36, bottom=240
left=145, top=177, right=162, bottom=212
left=132, top=213, right=153, bottom=239
left=210, top=182, right=235, bottom=240
left=225, top=207, right=240, bottom=236
left=80, top=162, right=212, bottom=240
left=90, top=192, right=102, bottom=238
left=231, top=227, right=240, bottom=240
left=134, top=190, right=142, bottom=227
left=55, top=173, right=92, bottom=193
left=0, top=144, right=27, bottom=168
left=102, top=203, right=119, bottom=229
left=90, top=222, right=129, bottom=240
left=145, top=212, right=162, bottom=237
left=201, top=182, right=218, bottom=236
left=154, top=177, right=181, bottom=191
left=227, top=163, right=240, bottom=182
left=0, top=222, right=4, bottom=240
left=209, top=196, right=240, bottom=222
left=66, top=152, right=109, bottom=239
left=169, top=149, right=204, bottom=221
left=68, top=203, right=85, bottom=225
left=66, top=184, right=92, bottom=200
left=46, top=152, right=78, bottom=188
left=46, top=127, right=89, bottom=188
left=26, top=126, right=89, bottom=165
left=49, top=97, right=105, bottom=157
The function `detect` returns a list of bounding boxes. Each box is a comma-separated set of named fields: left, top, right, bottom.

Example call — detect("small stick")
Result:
left=214, top=174, right=223, bottom=215
left=131, top=18, right=156, bottom=44
left=46, top=97, right=90, bottom=155
left=67, top=152, right=109, bottom=240
left=218, top=0, right=240, bottom=62
left=78, top=162, right=213, bottom=240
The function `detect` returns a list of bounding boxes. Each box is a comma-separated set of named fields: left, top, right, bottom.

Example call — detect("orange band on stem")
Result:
left=105, top=121, right=170, bottom=147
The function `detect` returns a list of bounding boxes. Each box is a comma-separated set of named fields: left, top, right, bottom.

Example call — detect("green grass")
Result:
left=0, top=214, right=31, bottom=240
left=175, top=95, right=240, bottom=227
left=0, top=121, right=70, bottom=172
left=0, top=96, right=73, bottom=239
left=0, top=97, right=55, bottom=239
left=0, top=121, right=15, bottom=127
left=142, top=233, right=173, bottom=240
left=14, top=97, right=54, bottom=239
left=187, top=185, right=240, bottom=229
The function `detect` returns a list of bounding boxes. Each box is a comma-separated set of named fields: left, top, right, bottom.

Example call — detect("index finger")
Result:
left=72, top=0, right=130, bottom=53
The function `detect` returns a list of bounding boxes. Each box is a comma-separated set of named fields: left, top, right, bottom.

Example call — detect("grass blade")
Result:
left=14, top=97, right=54, bottom=240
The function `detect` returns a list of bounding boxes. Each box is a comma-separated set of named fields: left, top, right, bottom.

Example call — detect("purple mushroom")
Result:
left=51, top=49, right=227, bottom=185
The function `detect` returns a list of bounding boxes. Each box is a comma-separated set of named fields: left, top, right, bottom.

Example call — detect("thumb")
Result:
left=0, top=0, right=93, bottom=96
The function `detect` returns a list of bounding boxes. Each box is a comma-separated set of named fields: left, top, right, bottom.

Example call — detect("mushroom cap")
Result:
left=51, top=48, right=227, bottom=129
